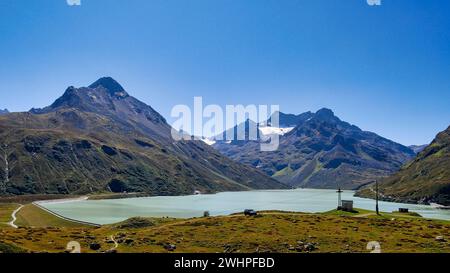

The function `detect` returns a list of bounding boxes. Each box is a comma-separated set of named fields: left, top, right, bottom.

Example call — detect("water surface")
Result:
left=40, top=189, right=450, bottom=225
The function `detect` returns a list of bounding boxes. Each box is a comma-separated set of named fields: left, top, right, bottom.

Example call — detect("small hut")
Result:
left=340, top=200, right=354, bottom=212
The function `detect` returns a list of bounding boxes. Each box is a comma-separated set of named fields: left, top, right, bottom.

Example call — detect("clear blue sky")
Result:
left=0, top=0, right=449, bottom=146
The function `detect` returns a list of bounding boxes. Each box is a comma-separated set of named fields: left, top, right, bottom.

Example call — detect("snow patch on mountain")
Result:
left=259, top=126, right=295, bottom=136
left=201, top=138, right=217, bottom=146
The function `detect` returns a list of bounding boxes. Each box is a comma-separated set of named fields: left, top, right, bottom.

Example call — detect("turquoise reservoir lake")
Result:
left=40, top=189, right=450, bottom=225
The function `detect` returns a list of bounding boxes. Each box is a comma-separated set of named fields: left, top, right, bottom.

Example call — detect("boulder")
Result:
left=164, top=244, right=176, bottom=251
left=89, top=243, right=101, bottom=251
left=304, top=243, right=318, bottom=252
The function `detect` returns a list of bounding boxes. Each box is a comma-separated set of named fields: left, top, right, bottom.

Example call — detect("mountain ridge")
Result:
left=357, top=126, right=450, bottom=205
left=213, top=108, right=415, bottom=190
left=0, top=77, right=287, bottom=196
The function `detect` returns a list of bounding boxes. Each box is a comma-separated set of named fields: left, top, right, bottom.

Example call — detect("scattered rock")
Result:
left=436, top=236, right=446, bottom=242
left=89, top=243, right=101, bottom=251
left=304, top=243, right=317, bottom=252
left=292, top=240, right=318, bottom=252
left=164, top=244, right=177, bottom=252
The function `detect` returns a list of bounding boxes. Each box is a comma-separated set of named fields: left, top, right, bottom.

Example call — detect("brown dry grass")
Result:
left=1, top=210, right=449, bottom=253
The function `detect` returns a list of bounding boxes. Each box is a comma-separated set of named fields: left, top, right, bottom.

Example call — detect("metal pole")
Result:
left=337, top=188, right=342, bottom=209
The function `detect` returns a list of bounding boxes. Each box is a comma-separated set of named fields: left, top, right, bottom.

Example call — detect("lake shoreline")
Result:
left=37, top=189, right=450, bottom=224
left=3, top=188, right=448, bottom=211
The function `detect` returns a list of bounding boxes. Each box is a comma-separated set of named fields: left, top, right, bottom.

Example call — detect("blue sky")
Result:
left=0, top=0, right=449, bottom=146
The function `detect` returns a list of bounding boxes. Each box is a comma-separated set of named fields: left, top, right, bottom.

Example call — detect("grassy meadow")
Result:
left=0, top=204, right=449, bottom=253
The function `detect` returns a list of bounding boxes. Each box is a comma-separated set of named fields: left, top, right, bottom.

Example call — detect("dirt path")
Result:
left=354, top=213, right=376, bottom=218
left=110, top=235, right=119, bottom=249
left=8, top=204, right=24, bottom=229
left=105, top=235, right=119, bottom=252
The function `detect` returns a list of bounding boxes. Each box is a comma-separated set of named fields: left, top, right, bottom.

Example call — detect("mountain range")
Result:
left=213, top=109, right=416, bottom=190
left=1, top=77, right=445, bottom=200
left=0, top=77, right=286, bottom=196
left=357, top=126, right=450, bottom=205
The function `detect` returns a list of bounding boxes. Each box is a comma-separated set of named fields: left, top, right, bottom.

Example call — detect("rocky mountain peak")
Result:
left=89, top=77, right=129, bottom=98
left=0, top=77, right=286, bottom=197
left=271, top=111, right=314, bottom=127
left=315, top=108, right=335, bottom=120
left=31, top=77, right=134, bottom=114
left=214, top=107, right=415, bottom=190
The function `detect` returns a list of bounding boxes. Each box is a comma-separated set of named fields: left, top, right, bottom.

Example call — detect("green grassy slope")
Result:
left=357, top=126, right=450, bottom=205
left=14, top=204, right=92, bottom=228
left=1, top=210, right=449, bottom=253
left=0, top=78, right=286, bottom=197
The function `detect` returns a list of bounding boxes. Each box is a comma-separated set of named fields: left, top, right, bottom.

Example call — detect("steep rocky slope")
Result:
left=0, top=77, right=286, bottom=196
left=214, top=109, right=415, bottom=190
left=357, top=126, right=450, bottom=205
